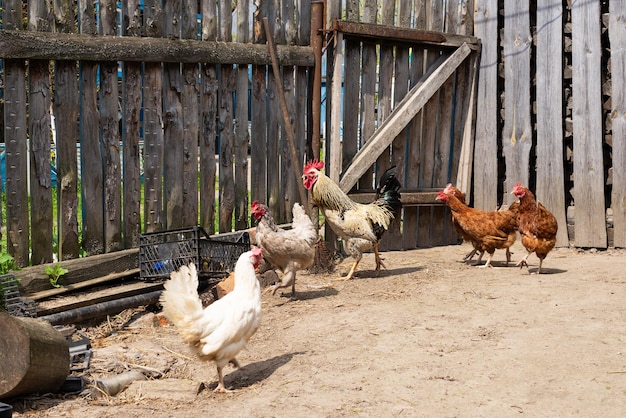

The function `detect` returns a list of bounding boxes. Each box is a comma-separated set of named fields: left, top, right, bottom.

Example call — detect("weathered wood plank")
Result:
left=342, top=0, right=360, bottom=192
left=250, top=0, right=267, bottom=208
left=15, top=248, right=139, bottom=295
left=384, top=0, right=411, bottom=251
left=218, top=0, right=236, bottom=231
left=571, top=0, right=607, bottom=247
left=121, top=0, right=143, bottom=249
left=328, top=31, right=344, bottom=184
left=79, top=0, right=105, bottom=255
left=54, top=0, right=80, bottom=260
left=472, top=0, right=499, bottom=210
left=280, top=0, right=298, bottom=219
left=199, top=0, right=218, bottom=234
left=501, top=1, right=532, bottom=204
left=28, top=0, right=54, bottom=264
left=536, top=0, right=569, bottom=247
left=0, top=30, right=315, bottom=66
left=609, top=0, right=626, bottom=248
left=340, top=44, right=472, bottom=192
left=374, top=2, right=395, bottom=197
left=234, top=0, right=250, bottom=229
left=357, top=0, right=377, bottom=192
left=163, top=0, right=184, bottom=230
left=403, top=1, right=426, bottom=249
left=142, top=0, right=165, bottom=233
left=181, top=0, right=199, bottom=227
left=100, top=0, right=123, bottom=253
left=3, top=0, right=29, bottom=266
left=332, top=20, right=480, bottom=49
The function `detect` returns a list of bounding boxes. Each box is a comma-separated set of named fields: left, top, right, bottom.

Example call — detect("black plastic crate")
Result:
left=139, top=227, right=250, bottom=281
left=0, top=274, right=37, bottom=317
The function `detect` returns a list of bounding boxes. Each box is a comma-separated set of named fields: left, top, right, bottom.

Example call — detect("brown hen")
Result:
left=511, top=182, right=558, bottom=274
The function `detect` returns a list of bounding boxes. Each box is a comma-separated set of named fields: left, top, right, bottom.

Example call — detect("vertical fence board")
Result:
left=403, top=2, right=426, bottom=250
left=163, top=0, right=184, bottom=230
left=218, top=1, right=236, bottom=232
left=181, top=0, right=200, bottom=227
left=266, top=1, right=282, bottom=220
left=28, top=0, right=54, bottom=264
left=536, top=0, right=569, bottom=246
left=281, top=0, right=298, bottom=219
left=100, top=0, right=122, bottom=252
left=54, top=0, right=80, bottom=260
left=572, top=0, right=607, bottom=248
left=251, top=0, right=268, bottom=209
left=142, top=0, right=164, bottom=233
left=199, top=0, right=218, bottom=234
left=235, top=0, right=250, bottom=229
left=122, top=0, right=143, bottom=248
left=79, top=0, right=104, bottom=254
left=473, top=0, right=498, bottom=210
left=374, top=1, right=394, bottom=191
left=296, top=0, right=311, bottom=197
left=358, top=0, right=377, bottom=192
left=384, top=0, right=412, bottom=251
left=342, top=1, right=360, bottom=188
left=609, top=1, right=626, bottom=248
left=501, top=1, right=532, bottom=204
left=4, top=0, right=29, bottom=266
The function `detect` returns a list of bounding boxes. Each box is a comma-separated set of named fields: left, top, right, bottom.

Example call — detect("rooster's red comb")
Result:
left=303, top=159, right=324, bottom=173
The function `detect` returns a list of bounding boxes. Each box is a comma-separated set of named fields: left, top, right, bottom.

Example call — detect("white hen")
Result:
left=159, top=248, right=263, bottom=393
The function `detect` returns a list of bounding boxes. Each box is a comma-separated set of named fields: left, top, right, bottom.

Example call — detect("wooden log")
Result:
left=38, top=290, right=163, bottom=325
left=13, top=248, right=139, bottom=295
left=0, top=30, right=315, bottom=66
left=0, top=312, right=70, bottom=398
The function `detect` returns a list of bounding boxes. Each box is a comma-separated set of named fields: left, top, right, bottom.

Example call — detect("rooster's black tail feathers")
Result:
left=376, top=167, right=402, bottom=218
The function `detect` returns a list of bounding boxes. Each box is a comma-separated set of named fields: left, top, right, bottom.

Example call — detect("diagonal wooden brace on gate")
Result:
left=338, top=42, right=473, bottom=193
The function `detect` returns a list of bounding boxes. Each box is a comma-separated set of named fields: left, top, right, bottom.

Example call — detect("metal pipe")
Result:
left=311, top=0, right=324, bottom=161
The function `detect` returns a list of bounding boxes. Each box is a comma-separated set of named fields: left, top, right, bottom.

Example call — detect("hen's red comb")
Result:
left=251, top=200, right=260, bottom=210
left=303, top=159, right=324, bottom=173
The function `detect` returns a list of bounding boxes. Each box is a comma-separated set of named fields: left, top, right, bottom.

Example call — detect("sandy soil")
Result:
left=8, top=241, right=626, bottom=417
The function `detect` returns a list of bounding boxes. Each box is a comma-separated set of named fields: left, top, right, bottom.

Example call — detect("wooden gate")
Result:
left=323, top=1, right=479, bottom=250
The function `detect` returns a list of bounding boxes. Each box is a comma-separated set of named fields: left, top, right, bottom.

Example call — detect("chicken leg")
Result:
left=374, top=243, right=386, bottom=273
left=214, top=365, right=230, bottom=393
left=336, top=258, right=360, bottom=281
left=516, top=253, right=531, bottom=270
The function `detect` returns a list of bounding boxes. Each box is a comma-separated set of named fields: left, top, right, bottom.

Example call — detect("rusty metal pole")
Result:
left=311, top=0, right=324, bottom=161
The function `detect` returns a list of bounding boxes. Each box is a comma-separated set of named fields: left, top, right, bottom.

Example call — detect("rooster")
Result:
left=159, top=248, right=263, bottom=393
left=436, top=184, right=518, bottom=268
left=251, top=201, right=317, bottom=298
left=302, top=160, right=402, bottom=280
left=511, top=182, right=558, bottom=274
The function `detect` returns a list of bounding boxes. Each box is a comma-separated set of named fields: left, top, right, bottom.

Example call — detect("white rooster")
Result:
left=159, top=248, right=263, bottom=393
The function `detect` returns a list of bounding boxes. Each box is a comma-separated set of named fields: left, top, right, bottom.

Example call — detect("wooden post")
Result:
left=0, top=312, right=69, bottom=398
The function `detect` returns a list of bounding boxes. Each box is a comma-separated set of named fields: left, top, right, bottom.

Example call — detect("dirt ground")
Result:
left=7, top=241, right=626, bottom=417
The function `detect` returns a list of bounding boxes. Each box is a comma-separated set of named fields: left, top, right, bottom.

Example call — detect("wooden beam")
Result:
left=0, top=30, right=314, bottom=66
left=339, top=43, right=473, bottom=192
left=348, top=190, right=443, bottom=206
left=332, top=20, right=480, bottom=50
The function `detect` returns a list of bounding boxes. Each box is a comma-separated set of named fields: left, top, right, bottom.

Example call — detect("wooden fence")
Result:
left=0, top=0, right=316, bottom=267
left=0, top=0, right=624, bottom=268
